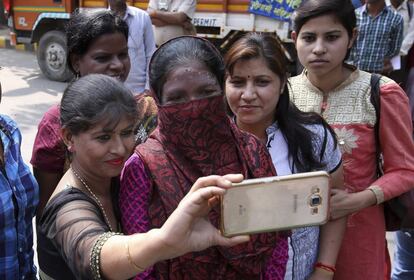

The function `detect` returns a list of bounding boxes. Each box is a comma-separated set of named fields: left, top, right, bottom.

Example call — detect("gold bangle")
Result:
left=125, top=240, right=145, bottom=273
left=368, top=185, right=384, bottom=204
left=91, top=232, right=122, bottom=280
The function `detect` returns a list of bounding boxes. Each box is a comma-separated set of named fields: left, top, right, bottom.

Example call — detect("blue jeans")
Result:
left=392, top=230, right=414, bottom=280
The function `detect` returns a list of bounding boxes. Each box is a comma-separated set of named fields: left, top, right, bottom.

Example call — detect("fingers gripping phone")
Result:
left=220, top=171, right=330, bottom=237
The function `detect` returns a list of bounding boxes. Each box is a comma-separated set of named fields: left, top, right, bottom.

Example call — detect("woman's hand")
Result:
left=156, top=174, right=250, bottom=259
left=330, top=189, right=377, bottom=220
left=100, top=174, right=249, bottom=279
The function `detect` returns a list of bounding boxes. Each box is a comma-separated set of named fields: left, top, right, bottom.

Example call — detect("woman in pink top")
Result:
left=120, top=36, right=289, bottom=280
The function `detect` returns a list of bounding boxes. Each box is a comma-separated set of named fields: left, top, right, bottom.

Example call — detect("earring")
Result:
left=67, top=145, right=74, bottom=153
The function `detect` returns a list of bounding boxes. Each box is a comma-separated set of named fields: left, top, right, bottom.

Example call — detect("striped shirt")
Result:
left=0, top=115, right=39, bottom=279
left=349, top=4, right=403, bottom=72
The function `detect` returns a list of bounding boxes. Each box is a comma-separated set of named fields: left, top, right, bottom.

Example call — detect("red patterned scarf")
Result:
left=137, top=95, right=287, bottom=279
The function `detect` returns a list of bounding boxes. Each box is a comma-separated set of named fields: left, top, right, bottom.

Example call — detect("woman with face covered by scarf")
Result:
left=119, top=36, right=289, bottom=280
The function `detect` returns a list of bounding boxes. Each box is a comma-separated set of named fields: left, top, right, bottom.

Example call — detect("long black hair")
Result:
left=225, top=33, right=337, bottom=172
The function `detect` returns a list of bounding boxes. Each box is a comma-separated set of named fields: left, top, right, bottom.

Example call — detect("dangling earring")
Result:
left=67, top=145, right=74, bottom=153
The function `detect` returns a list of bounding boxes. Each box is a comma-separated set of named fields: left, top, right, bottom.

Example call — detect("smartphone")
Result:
left=220, top=171, right=330, bottom=237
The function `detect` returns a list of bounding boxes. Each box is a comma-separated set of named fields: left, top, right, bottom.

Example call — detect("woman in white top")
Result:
left=224, top=33, right=345, bottom=280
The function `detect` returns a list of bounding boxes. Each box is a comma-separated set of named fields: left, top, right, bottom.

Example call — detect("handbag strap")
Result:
left=369, top=73, right=383, bottom=177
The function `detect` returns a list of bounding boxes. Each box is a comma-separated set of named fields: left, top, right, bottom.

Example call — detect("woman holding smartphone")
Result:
left=289, top=0, right=414, bottom=279
left=37, top=74, right=248, bottom=280
left=224, top=33, right=345, bottom=280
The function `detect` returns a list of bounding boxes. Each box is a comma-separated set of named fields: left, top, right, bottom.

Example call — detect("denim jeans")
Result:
left=392, top=230, right=414, bottom=280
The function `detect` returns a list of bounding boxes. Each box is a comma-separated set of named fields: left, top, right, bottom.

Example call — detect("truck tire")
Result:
left=37, top=30, right=73, bottom=82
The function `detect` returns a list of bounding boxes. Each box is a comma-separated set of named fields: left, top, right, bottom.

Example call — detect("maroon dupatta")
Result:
left=136, top=94, right=288, bottom=279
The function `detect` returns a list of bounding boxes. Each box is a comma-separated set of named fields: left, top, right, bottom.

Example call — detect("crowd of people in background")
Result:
left=1, top=0, right=414, bottom=279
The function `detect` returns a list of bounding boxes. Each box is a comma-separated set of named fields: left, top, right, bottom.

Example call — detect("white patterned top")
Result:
left=266, top=122, right=341, bottom=280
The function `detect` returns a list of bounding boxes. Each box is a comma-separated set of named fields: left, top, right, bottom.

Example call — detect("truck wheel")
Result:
left=37, top=30, right=73, bottom=82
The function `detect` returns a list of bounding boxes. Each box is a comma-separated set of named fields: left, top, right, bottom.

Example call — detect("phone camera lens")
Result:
left=310, top=194, right=322, bottom=207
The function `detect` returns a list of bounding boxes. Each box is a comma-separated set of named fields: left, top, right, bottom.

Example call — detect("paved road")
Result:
left=0, top=47, right=397, bottom=272
left=0, top=48, right=66, bottom=163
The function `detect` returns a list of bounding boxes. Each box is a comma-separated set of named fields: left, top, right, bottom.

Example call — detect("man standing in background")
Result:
left=0, top=81, right=39, bottom=279
left=348, top=0, right=403, bottom=74
left=386, top=0, right=414, bottom=87
left=109, top=0, right=156, bottom=94
left=387, top=0, right=414, bottom=56
left=147, top=0, right=197, bottom=46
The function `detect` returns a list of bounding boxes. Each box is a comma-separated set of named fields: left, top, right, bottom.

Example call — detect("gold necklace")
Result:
left=71, top=168, right=114, bottom=232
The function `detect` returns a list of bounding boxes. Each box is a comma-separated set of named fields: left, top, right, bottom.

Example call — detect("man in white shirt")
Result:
left=387, top=0, right=414, bottom=55
left=109, top=0, right=156, bottom=94
left=386, top=0, right=414, bottom=86
left=147, top=0, right=197, bottom=46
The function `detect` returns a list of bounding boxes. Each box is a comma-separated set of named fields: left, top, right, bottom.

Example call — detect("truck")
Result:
left=4, top=0, right=301, bottom=82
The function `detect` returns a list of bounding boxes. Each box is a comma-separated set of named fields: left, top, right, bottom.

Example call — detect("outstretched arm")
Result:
left=101, top=174, right=250, bottom=279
